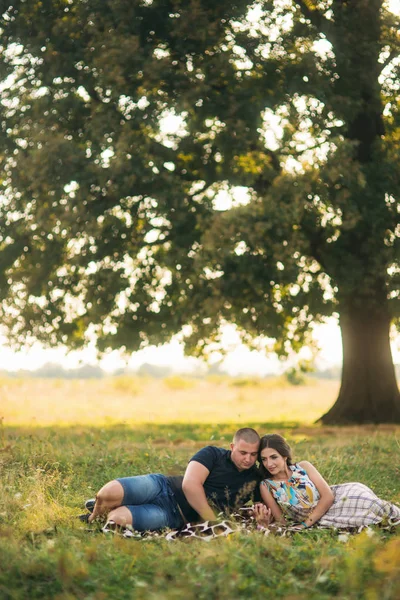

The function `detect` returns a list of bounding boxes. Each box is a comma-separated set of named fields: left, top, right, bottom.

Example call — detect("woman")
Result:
left=254, top=434, right=400, bottom=529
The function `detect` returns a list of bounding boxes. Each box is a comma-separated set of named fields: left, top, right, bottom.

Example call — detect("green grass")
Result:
left=1, top=422, right=400, bottom=599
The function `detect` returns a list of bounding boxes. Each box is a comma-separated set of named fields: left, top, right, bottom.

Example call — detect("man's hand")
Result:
left=252, top=503, right=272, bottom=527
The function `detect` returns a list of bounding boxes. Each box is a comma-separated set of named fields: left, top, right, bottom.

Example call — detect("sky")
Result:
left=0, top=320, right=343, bottom=375
left=0, top=0, right=399, bottom=376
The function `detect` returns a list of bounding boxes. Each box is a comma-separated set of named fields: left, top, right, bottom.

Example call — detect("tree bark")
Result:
left=320, top=308, right=400, bottom=424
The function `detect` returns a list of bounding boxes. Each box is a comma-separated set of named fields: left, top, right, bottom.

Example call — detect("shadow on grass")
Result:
left=3, top=420, right=400, bottom=448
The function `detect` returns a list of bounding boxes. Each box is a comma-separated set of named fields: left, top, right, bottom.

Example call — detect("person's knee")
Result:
left=96, top=480, right=124, bottom=506
left=108, top=507, right=133, bottom=527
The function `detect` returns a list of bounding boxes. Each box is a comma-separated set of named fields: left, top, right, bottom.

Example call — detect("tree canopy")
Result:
left=1, top=0, right=400, bottom=422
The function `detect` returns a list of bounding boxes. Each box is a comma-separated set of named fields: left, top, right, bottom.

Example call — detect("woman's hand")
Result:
left=252, top=503, right=272, bottom=527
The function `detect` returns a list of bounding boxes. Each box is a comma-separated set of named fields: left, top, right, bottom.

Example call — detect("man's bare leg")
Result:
left=88, top=480, right=124, bottom=523
left=107, top=506, right=133, bottom=527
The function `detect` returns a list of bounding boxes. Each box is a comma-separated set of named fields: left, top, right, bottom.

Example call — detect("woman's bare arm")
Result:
left=298, top=461, right=334, bottom=527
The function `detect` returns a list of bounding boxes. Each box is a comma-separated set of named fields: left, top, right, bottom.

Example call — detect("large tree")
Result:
left=0, top=0, right=399, bottom=423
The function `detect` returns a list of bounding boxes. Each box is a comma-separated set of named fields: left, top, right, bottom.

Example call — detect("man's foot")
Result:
left=85, top=498, right=96, bottom=513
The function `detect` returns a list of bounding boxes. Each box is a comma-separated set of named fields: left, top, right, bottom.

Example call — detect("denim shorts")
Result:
left=116, top=474, right=185, bottom=532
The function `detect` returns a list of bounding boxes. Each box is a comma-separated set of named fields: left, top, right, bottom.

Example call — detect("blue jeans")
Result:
left=116, top=474, right=185, bottom=532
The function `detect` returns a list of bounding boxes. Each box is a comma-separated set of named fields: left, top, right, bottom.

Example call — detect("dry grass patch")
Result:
left=0, top=376, right=340, bottom=426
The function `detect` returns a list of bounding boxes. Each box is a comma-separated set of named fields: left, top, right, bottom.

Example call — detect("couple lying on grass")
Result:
left=82, top=428, right=400, bottom=533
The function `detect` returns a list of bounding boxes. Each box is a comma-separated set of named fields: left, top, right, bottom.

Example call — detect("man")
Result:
left=84, top=427, right=262, bottom=531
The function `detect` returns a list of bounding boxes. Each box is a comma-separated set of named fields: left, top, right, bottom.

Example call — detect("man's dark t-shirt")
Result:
left=167, top=446, right=261, bottom=522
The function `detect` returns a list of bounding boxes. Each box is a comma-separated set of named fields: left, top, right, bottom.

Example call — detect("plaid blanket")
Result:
left=318, top=483, right=400, bottom=529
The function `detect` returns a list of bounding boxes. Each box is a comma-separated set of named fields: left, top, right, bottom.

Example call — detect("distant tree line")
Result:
left=0, top=360, right=351, bottom=380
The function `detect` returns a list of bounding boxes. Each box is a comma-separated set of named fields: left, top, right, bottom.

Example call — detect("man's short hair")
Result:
left=233, top=428, right=260, bottom=445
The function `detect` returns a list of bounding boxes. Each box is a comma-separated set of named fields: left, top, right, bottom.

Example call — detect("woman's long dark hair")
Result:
left=258, top=434, right=293, bottom=479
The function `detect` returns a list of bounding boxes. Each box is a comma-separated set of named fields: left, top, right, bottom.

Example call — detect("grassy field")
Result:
left=1, top=376, right=400, bottom=599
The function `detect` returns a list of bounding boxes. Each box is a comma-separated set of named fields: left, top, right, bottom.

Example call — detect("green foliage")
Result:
left=284, top=359, right=314, bottom=385
left=284, top=367, right=307, bottom=386
left=1, top=424, right=400, bottom=598
left=0, top=0, right=399, bottom=352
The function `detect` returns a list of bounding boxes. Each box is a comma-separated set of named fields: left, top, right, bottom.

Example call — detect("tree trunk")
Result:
left=320, top=308, right=400, bottom=424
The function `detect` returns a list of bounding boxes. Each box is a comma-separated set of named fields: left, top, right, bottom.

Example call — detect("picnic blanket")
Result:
left=93, top=508, right=399, bottom=541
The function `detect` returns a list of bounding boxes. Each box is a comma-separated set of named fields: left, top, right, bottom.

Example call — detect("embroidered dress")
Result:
left=263, top=464, right=400, bottom=529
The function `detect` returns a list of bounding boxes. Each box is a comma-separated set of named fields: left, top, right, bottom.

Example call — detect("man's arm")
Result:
left=182, top=461, right=217, bottom=521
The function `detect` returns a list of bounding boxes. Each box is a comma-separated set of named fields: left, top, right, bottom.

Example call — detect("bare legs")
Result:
left=88, top=480, right=132, bottom=526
